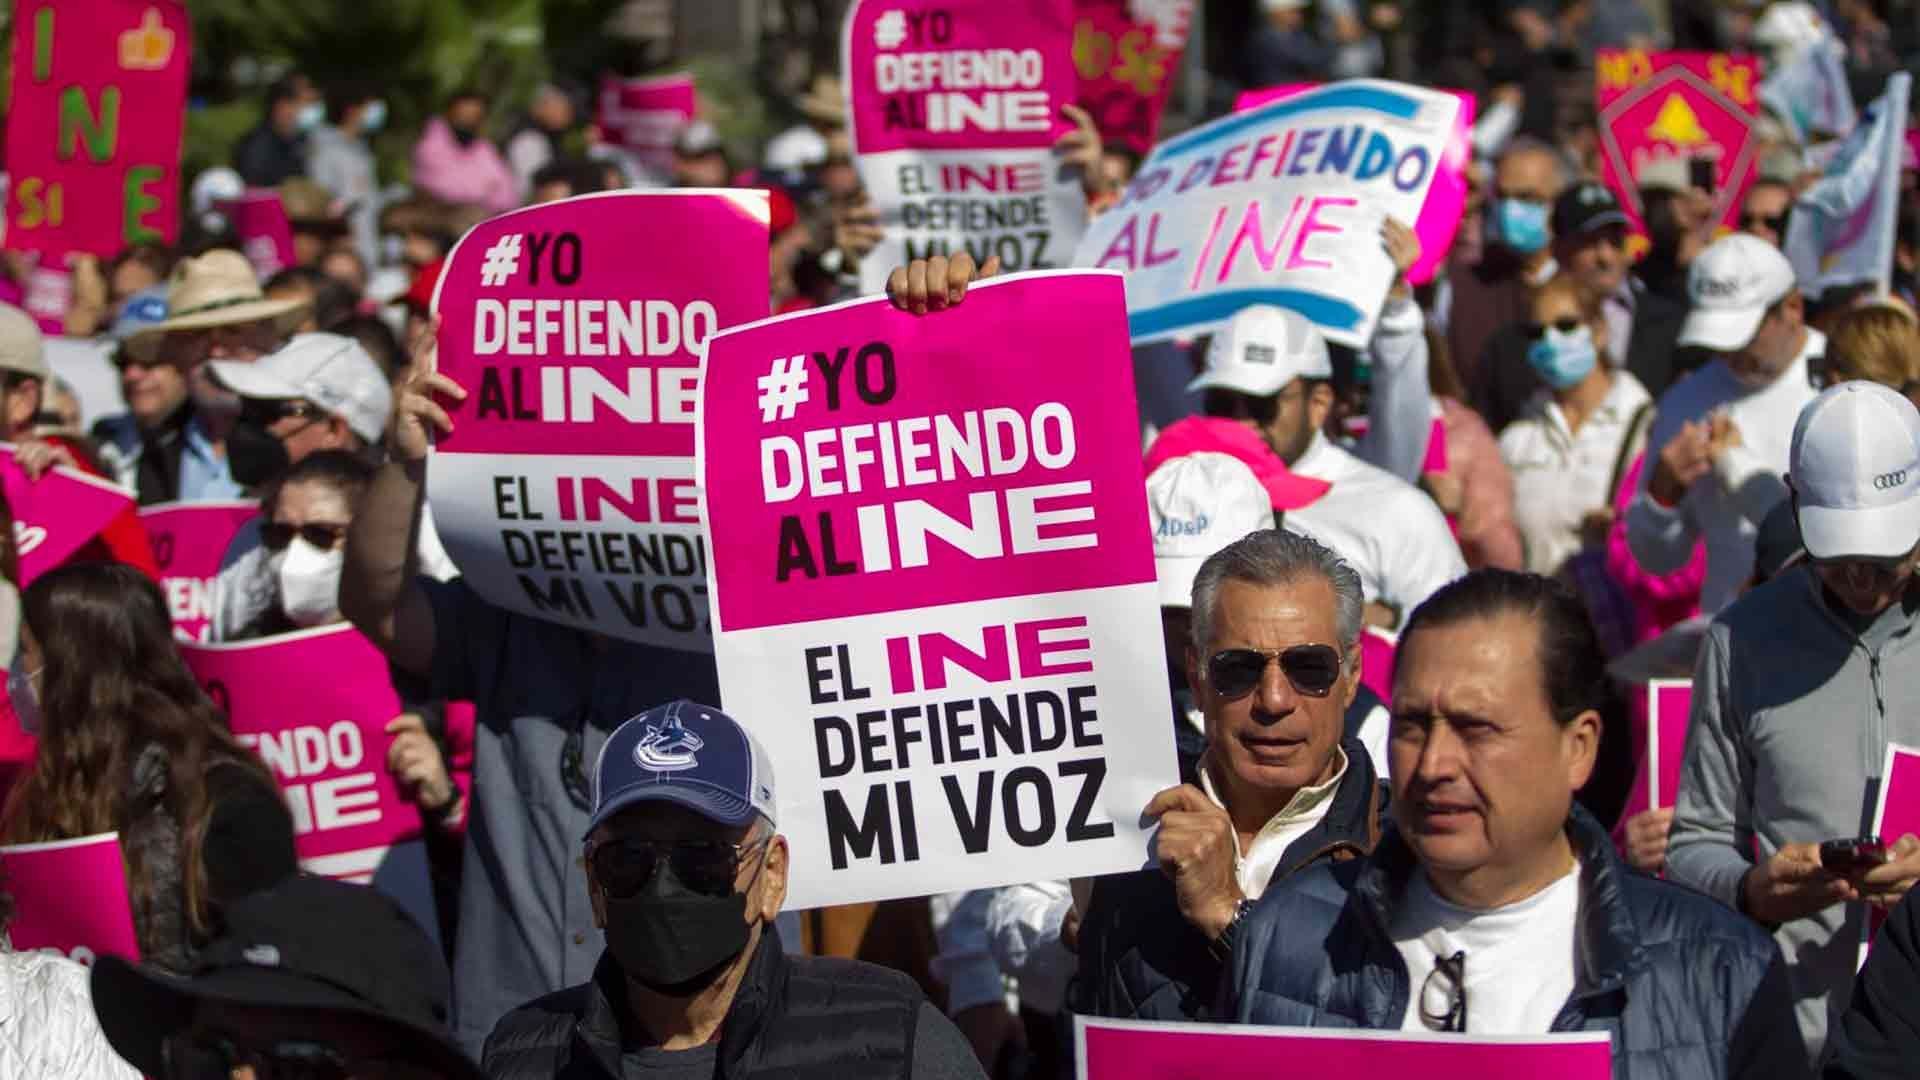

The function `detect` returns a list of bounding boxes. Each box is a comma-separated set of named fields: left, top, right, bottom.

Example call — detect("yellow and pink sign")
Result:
left=1594, top=49, right=1762, bottom=249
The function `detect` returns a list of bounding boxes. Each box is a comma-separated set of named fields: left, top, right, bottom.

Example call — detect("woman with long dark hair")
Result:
left=0, top=563, right=295, bottom=974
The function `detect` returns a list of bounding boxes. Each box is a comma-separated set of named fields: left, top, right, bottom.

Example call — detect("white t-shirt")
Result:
left=1391, top=864, right=1582, bottom=1034
left=1499, top=371, right=1652, bottom=576
left=1287, top=433, right=1467, bottom=619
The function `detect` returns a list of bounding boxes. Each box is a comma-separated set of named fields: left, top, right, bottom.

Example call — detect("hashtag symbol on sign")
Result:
left=873, top=11, right=907, bottom=49
left=756, top=355, right=810, bottom=423
left=479, top=234, right=523, bottom=287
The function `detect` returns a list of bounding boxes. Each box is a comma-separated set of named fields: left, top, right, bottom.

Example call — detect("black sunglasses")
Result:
left=588, top=835, right=770, bottom=899
left=1204, top=644, right=1342, bottom=699
left=1419, top=950, right=1468, bottom=1032
left=260, top=522, right=349, bottom=552
left=239, top=397, right=325, bottom=427
left=1741, top=212, right=1789, bottom=234
left=163, top=1031, right=435, bottom=1080
left=1525, top=316, right=1584, bottom=340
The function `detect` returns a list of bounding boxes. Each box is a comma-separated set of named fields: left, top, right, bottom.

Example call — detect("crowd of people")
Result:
left=6, top=1, right=1920, bottom=1078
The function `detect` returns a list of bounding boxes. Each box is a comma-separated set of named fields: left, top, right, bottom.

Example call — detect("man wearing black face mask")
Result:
left=483, top=700, right=984, bottom=1080
left=412, top=89, right=519, bottom=214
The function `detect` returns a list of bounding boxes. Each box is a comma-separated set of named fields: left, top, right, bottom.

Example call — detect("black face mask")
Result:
left=227, top=418, right=290, bottom=490
left=603, top=859, right=759, bottom=994
left=449, top=125, right=479, bottom=147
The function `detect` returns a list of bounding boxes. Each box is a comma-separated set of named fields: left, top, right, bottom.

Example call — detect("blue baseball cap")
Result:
left=587, top=700, right=777, bottom=837
left=112, top=286, right=170, bottom=342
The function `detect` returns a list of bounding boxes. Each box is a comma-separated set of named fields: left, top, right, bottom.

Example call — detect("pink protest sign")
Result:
left=1072, top=0, right=1192, bottom=157
left=221, top=191, right=297, bottom=281
left=0, top=444, right=135, bottom=584
left=1421, top=415, right=1448, bottom=476
left=699, top=270, right=1176, bottom=909
left=1076, top=1018, right=1612, bottom=1080
left=1617, top=678, right=1693, bottom=828
left=597, top=73, right=697, bottom=180
left=3, top=0, right=190, bottom=260
left=139, top=501, right=259, bottom=642
left=1232, top=83, right=1474, bottom=287
left=844, top=0, right=1087, bottom=293
left=1358, top=625, right=1396, bottom=705
left=21, top=264, right=72, bottom=334
left=427, top=190, right=768, bottom=651
left=1594, top=50, right=1762, bottom=243
left=1872, top=744, right=1920, bottom=847
left=0, top=833, right=140, bottom=964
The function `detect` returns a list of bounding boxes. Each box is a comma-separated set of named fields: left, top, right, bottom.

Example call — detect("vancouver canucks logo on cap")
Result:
left=634, top=714, right=704, bottom=772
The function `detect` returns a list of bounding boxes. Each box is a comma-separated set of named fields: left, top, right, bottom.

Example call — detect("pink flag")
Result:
left=1076, top=1017, right=1612, bottom=1079
left=0, top=444, right=135, bottom=584
left=0, top=832, right=140, bottom=964
left=139, top=501, right=259, bottom=642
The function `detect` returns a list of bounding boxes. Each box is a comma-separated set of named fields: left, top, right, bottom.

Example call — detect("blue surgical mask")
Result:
left=1526, top=324, right=1600, bottom=390
left=360, top=100, right=387, bottom=134
left=1492, top=197, right=1551, bottom=254
left=296, top=101, right=325, bottom=133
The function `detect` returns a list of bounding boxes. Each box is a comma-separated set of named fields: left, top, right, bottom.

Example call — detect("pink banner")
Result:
left=1358, top=625, right=1396, bottom=705
left=0, top=444, right=135, bottom=584
left=139, top=501, right=258, bottom=642
left=0, top=833, right=140, bottom=964
left=1076, top=1018, right=1612, bottom=1079
left=1072, top=0, right=1192, bottom=157
left=597, top=73, right=696, bottom=179
left=1232, top=84, right=1474, bottom=287
left=3, top=0, right=190, bottom=260
left=180, top=624, right=422, bottom=881
left=1594, top=50, right=1761, bottom=244
left=221, top=191, right=297, bottom=281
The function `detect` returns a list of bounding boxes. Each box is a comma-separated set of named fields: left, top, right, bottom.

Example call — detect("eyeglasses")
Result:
left=1204, top=644, right=1342, bottom=699
left=1419, top=949, right=1468, bottom=1033
left=1741, top=212, right=1789, bottom=234
left=1525, top=316, right=1584, bottom=340
left=587, top=835, right=771, bottom=899
left=240, top=397, right=326, bottom=427
left=260, top=522, right=349, bottom=552
left=162, top=1031, right=436, bottom=1079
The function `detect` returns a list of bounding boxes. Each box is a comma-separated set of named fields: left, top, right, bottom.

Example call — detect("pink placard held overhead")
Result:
left=1076, top=1018, right=1613, bottom=1080
left=699, top=270, right=1177, bottom=910
left=221, top=191, right=298, bottom=281
left=0, top=445, right=136, bottom=584
left=0, top=832, right=140, bottom=965
left=427, top=190, right=769, bottom=651
left=597, top=73, right=697, bottom=180
left=3, top=0, right=191, bottom=260
left=1072, top=0, right=1193, bottom=157
left=1594, top=50, right=1761, bottom=245
left=139, top=501, right=259, bottom=642
left=1232, top=83, right=1474, bottom=287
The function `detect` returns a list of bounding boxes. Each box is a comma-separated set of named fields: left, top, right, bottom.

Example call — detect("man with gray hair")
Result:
left=1072, top=528, right=1388, bottom=1023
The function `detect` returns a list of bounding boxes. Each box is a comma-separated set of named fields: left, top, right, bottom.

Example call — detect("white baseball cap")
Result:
left=1148, top=452, right=1275, bottom=609
left=1789, top=382, right=1920, bottom=560
left=1677, top=233, right=1797, bottom=352
left=1186, top=305, right=1333, bottom=398
left=210, top=332, right=393, bottom=444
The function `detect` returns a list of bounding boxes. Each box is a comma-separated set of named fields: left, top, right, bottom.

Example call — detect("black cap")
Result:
left=90, top=875, right=482, bottom=1079
left=1552, top=181, right=1631, bottom=239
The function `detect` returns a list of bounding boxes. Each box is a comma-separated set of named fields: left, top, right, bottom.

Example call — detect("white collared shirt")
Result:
left=1499, top=370, right=1652, bottom=575
left=1198, top=747, right=1350, bottom=897
left=0, top=949, right=139, bottom=1079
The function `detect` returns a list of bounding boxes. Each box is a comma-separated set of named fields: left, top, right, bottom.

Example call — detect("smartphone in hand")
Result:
left=1819, top=837, right=1890, bottom=876
left=1689, top=157, right=1716, bottom=192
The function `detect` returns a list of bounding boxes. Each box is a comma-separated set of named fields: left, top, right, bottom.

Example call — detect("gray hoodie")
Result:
left=1669, top=565, right=1920, bottom=1062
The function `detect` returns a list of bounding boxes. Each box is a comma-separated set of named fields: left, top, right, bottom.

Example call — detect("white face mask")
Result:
left=278, top=536, right=344, bottom=627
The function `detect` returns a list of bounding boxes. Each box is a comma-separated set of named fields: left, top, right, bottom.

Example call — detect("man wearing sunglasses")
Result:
left=484, top=700, right=982, bottom=1079
left=92, top=874, right=485, bottom=1080
left=1228, top=570, right=1805, bottom=1079
left=1074, top=529, right=1387, bottom=1024
left=1670, top=382, right=1920, bottom=1063
left=1739, top=179, right=1795, bottom=250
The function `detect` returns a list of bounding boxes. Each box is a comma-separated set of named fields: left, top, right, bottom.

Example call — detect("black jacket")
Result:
left=483, top=933, right=924, bottom=1079
left=1229, top=806, right=1810, bottom=1080
left=1824, top=887, right=1920, bottom=1078
left=1069, top=735, right=1386, bottom=1023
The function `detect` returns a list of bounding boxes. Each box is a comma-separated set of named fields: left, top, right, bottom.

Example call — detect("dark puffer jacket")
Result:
left=1228, top=806, right=1811, bottom=1080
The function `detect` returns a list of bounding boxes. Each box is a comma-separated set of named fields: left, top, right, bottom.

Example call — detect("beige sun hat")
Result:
left=140, top=249, right=310, bottom=338
left=796, top=74, right=846, bottom=127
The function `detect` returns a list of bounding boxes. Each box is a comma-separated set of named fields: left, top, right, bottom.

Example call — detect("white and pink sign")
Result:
left=427, top=190, right=769, bottom=650
left=597, top=73, right=697, bottom=181
left=699, top=270, right=1176, bottom=909
left=843, top=0, right=1087, bottom=294
left=1076, top=1018, right=1612, bottom=1079
left=0, top=832, right=139, bottom=965
left=1075, top=79, right=1465, bottom=348
left=139, top=501, right=258, bottom=642
left=0, top=443, right=135, bottom=584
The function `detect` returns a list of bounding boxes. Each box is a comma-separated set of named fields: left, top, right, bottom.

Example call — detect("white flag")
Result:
left=1759, top=37, right=1856, bottom=144
left=1783, top=72, right=1909, bottom=297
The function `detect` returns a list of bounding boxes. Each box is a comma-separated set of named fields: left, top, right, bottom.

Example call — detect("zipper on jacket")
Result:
left=1869, top=652, right=1888, bottom=779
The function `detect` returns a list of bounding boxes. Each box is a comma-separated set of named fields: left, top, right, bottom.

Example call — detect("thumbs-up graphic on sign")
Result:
left=118, top=7, right=176, bottom=71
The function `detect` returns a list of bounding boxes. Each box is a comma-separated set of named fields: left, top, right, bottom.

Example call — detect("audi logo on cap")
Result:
left=1874, top=470, right=1910, bottom=490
